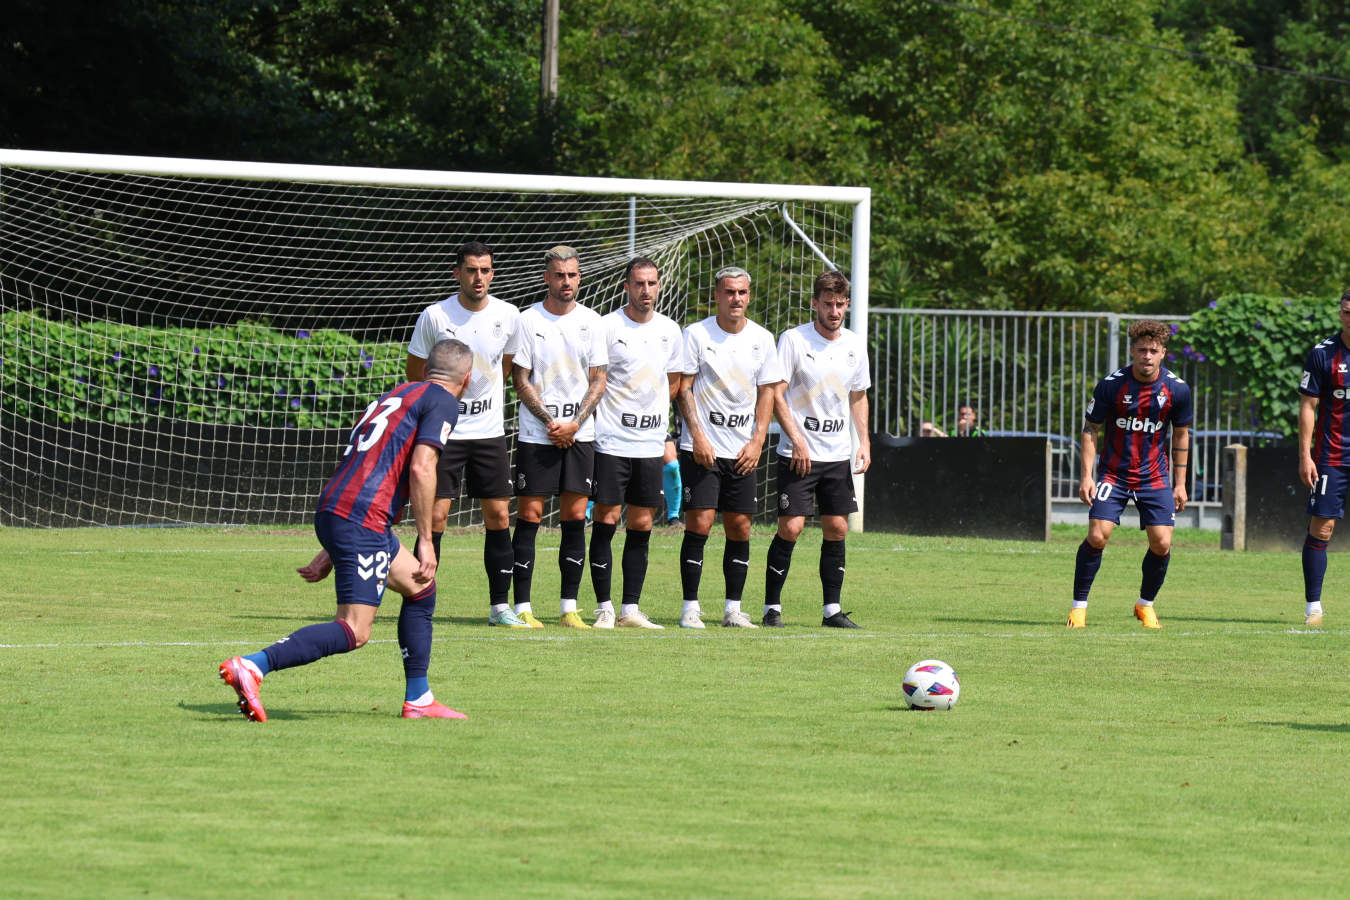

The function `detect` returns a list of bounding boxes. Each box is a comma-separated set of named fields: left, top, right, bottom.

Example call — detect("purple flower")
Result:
left=1170, top=324, right=1180, bottom=335
left=1166, top=353, right=1176, bottom=362
left=193, top=346, right=200, bottom=355
left=113, top=351, right=122, bottom=361
left=1195, top=353, right=1207, bottom=362
left=1254, top=321, right=1263, bottom=329
left=1286, top=300, right=1293, bottom=306
left=290, top=398, right=301, bottom=409
left=76, top=375, right=87, bottom=384
left=362, top=356, right=373, bottom=370
left=148, top=364, right=159, bottom=376
left=216, top=375, right=226, bottom=387
left=1208, top=301, right=1218, bottom=309
left=297, top=330, right=311, bottom=339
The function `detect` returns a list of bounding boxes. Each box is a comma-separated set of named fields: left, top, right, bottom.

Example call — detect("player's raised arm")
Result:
left=1078, top=420, right=1101, bottom=505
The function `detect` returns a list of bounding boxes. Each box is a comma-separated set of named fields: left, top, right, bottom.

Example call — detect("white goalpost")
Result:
left=0, top=149, right=870, bottom=528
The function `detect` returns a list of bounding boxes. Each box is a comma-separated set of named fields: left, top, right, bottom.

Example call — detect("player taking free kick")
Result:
left=219, top=339, right=473, bottom=721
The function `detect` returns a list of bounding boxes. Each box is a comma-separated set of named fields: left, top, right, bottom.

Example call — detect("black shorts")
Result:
left=436, top=436, right=512, bottom=501
left=775, top=457, right=857, bottom=517
left=514, top=440, right=596, bottom=498
left=593, top=453, right=665, bottom=507
left=679, top=450, right=758, bottom=515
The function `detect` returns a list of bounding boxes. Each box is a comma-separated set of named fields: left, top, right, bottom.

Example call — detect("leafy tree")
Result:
left=791, top=0, right=1277, bottom=312
left=555, top=0, right=869, bottom=184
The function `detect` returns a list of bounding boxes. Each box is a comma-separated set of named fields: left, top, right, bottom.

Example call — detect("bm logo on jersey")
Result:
left=804, top=417, right=847, bottom=433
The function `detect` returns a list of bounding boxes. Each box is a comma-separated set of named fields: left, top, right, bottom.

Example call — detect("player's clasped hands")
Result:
left=546, top=419, right=579, bottom=448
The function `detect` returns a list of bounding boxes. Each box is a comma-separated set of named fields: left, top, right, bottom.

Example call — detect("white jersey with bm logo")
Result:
left=406, top=293, right=521, bottom=440
left=514, top=301, right=608, bottom=446
left=595, top=308, right=685, bottom=457
left=775, top=323, right=871, bottom=463
left=679, top=316, right=784, bottom=460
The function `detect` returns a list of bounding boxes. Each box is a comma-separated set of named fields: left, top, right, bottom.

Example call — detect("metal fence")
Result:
left=867, top=308, right=1287, bottom=519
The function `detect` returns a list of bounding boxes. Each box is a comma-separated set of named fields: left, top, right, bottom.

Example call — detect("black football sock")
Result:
left=431, top=530, right=444, bottom=564
left=559, top=519, right=587, bottom=601
left=680, top=531, right=710, bottom=603
left=621, top=528, right=652, bottom=605
left=511, top=519, right=540, bottom=609
left=483, top=527, right=514, bottom=607
left=589, top=521, right=617, bottom=606
left=723, top=539, right=750, bottom=602
left=764, top=534, right=796, bottom=606
left=820, top=538, right=845, bottom=606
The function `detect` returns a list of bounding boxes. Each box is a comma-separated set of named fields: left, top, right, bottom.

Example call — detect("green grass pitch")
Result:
left=1, top=523, right=1346, bottom=897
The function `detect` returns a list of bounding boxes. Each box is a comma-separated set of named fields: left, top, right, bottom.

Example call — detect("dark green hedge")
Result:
left=1, top=311, right=405, bottom=427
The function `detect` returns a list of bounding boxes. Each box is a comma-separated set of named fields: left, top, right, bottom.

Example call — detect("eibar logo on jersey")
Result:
left=1156, top=388, right=1168, bottom=406
left=440, top=420, right=454, bottom=443
left=1086, top=398, right=1096, bottom=415
left=1115, top=416, right=1163, bottom=433
left=1302, top=371, right=1312, bottom=390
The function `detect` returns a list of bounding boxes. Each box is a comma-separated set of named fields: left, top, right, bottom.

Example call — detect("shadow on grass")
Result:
left=1161, top=615, right=1289, bottom=625
left=936, top=616, right=1051, bottom=627
left=1253, top=721, right=1350, bottom=733
left=179, top=701, right=378, bottom=722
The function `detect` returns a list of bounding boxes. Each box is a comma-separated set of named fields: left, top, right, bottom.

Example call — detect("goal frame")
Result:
left=0, top=148, right=871, bottom=529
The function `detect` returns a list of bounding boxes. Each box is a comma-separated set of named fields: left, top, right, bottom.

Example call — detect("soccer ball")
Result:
left=901, top=659, right=960, bottom=710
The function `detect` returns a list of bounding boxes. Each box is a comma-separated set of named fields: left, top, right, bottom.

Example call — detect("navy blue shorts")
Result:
left=1088, top=481, right=1175, bottom=528
left=1307, top=464, right=1350, bottom=519
left=314, top=511, right=400, bottom=607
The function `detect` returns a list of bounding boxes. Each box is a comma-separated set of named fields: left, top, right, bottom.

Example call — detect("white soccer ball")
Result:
left=902, top=659, right=960, bottom=710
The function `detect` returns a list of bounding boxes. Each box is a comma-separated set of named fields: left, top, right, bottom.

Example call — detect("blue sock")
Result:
left=663, top=460, right=682, bottom=519
left=399, top=584, right=436, bottom=701
left=263, top=620, right=356, bottom=672
left=1303, top=534, right=1329, bottom=604
left=1140, top=550, right=1170, bottom=602
left=1073, top=540, right=1103, bottom=604
left=244, top=651, right=271, bottom=676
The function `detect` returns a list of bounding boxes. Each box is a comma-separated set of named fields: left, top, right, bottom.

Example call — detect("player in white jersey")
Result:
left=763, top=270, right=872, bottom=628
left=405, top=241, right=527, bottom=628
left=674, top=266, right=784, bottom=629
left=510, top=245, right=608, bottom=628
left=587, top=258, right=685, bottom=630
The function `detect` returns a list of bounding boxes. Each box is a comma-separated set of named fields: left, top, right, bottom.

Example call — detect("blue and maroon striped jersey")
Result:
left=317, top=381, right=460, bottom=532
left=1300, top=334, right=1350, bottom=467
left=1085, top=366, right=1193, bottom=490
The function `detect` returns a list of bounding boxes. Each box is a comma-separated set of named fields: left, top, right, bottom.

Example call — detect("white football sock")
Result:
left=1072, top=600, right=1088, bottom=609
left=620, top=603, right=639, bottom=617
left=764, top=603, right=782, bottom=615
left=1138, top=598, right=1154, bottom=607
left=682, top=600, right=701, bottom=615
left=823, top=602, right=842, bottom=618
left=560, top=598, right=578, bottom=614
left=724, top=599, right=741, bottom=615
left=514, top=602, right=533, bottom=615
left=1307, top=601, right=1323, bottom=616
left=597, top=600, right=616, bottom=614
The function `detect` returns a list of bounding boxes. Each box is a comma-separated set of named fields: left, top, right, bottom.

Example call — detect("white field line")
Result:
left=0, top=628, right=1338, bottom=650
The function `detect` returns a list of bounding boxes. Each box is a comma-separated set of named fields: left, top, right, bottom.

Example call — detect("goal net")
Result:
left=0, top=150, right=869, bottom=528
